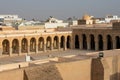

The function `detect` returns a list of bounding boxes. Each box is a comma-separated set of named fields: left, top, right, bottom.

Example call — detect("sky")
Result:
left=0, top=0, right=119, bottom=20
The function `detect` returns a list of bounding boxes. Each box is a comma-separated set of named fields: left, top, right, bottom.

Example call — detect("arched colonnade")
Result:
left=1, top=35, right=72, bottom=56
left=74, top=34, right=120, bottom=51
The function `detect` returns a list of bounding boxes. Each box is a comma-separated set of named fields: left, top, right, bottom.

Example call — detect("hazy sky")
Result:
left=0, top=0, right=119, bottom=20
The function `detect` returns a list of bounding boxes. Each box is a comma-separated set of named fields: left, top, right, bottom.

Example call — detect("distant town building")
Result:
left=18, top=21, right=44, bottom=30
left=92, top=18, right=106, bottom=24
left=78, top=14, right=93, bottom=25
left=65, top=17, right=78, bottom=26
left=90, top=15, right=120, bottom=24
left=44, top=17, right=68, bottom=28
left=105, top=15, right=120, bottom=23
left=0, top=15, right=22, bottom=26
left=18, top=17, right=69, bottom=29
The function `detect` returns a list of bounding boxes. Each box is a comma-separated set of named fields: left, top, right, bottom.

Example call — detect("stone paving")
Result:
left=0, top=49, right=120, bottom=66
left=0, top=49, right=96, bottom=65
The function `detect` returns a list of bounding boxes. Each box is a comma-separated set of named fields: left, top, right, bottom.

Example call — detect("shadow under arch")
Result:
left=2, top=39, right=10, bottom=55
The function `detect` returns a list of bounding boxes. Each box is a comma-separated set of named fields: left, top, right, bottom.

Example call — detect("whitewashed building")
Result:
left=0, top=15, right=22, bottom=26
left=105, top=15, right=120, bottom=23
left=44, top=17, right=68, bottom=28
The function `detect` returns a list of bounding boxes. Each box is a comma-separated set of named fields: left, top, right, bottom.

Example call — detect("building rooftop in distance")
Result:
left=72, top=23, right=112, bottom=29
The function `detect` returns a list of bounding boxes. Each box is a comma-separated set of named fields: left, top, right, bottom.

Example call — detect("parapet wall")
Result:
left=56, top=59, right=91, bottom=80
left=0, top=69, right=24, bottom=80
left=24, top=64, right=63, bottom=80
left=0, top=62, right=29, bottom=72
left=0, top=55, right=120, bottom=80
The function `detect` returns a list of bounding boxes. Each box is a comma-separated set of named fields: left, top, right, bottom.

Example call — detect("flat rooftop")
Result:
left=72, top=24, right=113, bottom=29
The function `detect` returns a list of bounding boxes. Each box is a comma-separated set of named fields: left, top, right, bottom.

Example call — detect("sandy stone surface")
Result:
left=24, top=64, right=63, bottom=80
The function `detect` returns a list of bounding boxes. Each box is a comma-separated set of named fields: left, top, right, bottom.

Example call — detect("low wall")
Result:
left=24, top=64, right=62, bottom=80
left=0, top=54, right=120, bottom=80
left=56, top=59, right=91, bottom=80
left=0, top=69, right=24, bottom=80
left=103, top=55, right=120, bottom=80
left=0, top=62, right=29, bottom=72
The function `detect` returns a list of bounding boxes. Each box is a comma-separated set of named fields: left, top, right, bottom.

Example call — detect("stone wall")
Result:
left=0, top=69, right=24, bottom=80
left=0, top=55, right=120, bottom=80
left=24, top=64, right=62, bottom=80
left=0, top=62, right=29, bottom=71
left=73, top=27, right=120, bottom=51
left=56, top=59, right=91, bottom=80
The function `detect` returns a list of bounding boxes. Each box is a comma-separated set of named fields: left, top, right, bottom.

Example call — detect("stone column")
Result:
left=18, top=40, right=21, bottom=56
left=18, top=46, right=21, bottom=56
left=0, top=47, right=3, bottom=56
left=79, top=35, right=82, bottom=50
left=43, top=43, right=46, bottom=52
left=95, top=39, right=99, bottom=51
left=58, top=42, right=60, bottom=50
left=103, top=40, right=107, bottom=50
left=36, top=45, right=38, bottom=54
left=35, top=39, right=38, bottom=54
left=80, top=38, right=83, bottom=50
left=113, top=38, right=116, bottom=49
left=9, top=47, right=12, bottom=56
left=87, top=42, right=91, bottom=50
left=51, top=43, right=53, bottom=51
left=27, top=39, right=30, bottom=54
left=72, top=36, right=75, bottom=49
left=27, top=45, right=30, bottom=54
left=9, top=43, right=12, bottom=56
left=70, top=39, right=72, bottom=49
left=64, top=39, right=67, bottom=50
left=94, top=35, right=98, bottom=51
left=87, top=36, right=90, bottom=50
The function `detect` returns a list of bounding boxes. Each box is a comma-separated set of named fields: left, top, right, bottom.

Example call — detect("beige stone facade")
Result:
left=73, top=22, right=120, bottom=51
left=0, top=29, right=72, bottom=57
left=0, top=22, right=120, bottom=57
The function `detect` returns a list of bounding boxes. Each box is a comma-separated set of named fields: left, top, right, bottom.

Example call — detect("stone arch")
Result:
left=115, top=36, right=120, bottom=49
left=12, top=39, right=19, bottom=54
left=53, top=36, right=59, bottom=49
left=75, top=35, right=79, bottom=49
left=90, top=34, right=95, bottom=50
left=30, top=38, right=36, bottom=52
left=60, top=36, right=65, bottom=48
left=82, top=34, right=87, bottom=49
left=107, top=35, right=113, bottom=50
left=2, top=39, right=10, bottom=55
left=98, top=35, right=103, bottom=50
left=66, top=35, right=71, bottom=49
left=38, top=37, right=44, bottom=51
left=21, top=38, right=28, bottom=53
left=46, top=36, right=51, bottom=50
